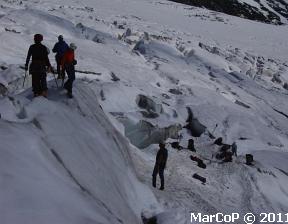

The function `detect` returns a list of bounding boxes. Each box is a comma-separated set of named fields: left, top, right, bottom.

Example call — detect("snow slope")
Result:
left=0, top=83, right=159, bottom=224
left=0, top=0, right=288, bottom=223
left=169, top=0, right=288, bottom=24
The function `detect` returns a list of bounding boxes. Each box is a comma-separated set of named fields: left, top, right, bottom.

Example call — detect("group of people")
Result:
left=152, top=138, right=239, bottom=190
left=25, top=34, right=77, bottom=98
left=214, top=137, right=238, bottom=162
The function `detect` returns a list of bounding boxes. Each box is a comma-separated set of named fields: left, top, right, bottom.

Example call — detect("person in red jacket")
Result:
left=61, top=43, right=77, bottom=98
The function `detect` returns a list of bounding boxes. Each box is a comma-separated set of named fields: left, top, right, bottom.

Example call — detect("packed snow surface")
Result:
left=0, top=0, right=288, bottom=223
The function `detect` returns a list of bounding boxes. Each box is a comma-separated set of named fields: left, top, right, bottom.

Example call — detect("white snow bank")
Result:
left=0, top=83, right=159, bottom=224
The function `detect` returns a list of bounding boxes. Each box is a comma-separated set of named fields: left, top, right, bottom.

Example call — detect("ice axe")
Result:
left=52, top=70, right=59, bottom=88
left=59, top=67, right=65, bottom=87
left=49, top=67, right=59, bottom=88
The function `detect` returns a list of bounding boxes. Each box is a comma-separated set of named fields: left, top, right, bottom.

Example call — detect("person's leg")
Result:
left=152, top=166, right=158, bottom=188
left=64, top=67, right=72, bottom=91
left=69, top=67, right=75, bottom=93
left=159, top=168, right=165, bottom=190
left=32, top=73, right=41, bottom=97
left=64, top=65, right=75, bottom=97
left=40, top=73, right=48, bottom=97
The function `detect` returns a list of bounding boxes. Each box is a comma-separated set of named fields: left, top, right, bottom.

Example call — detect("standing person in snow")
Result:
left=152, top=143, right=168, bottom=190
left=52, top=35, right=69, bottom=79
left=25, top=34, right=52, bottom=97
left=61, top=43, right=77, bottom=98
left=232, top=142, right=237, bottom=157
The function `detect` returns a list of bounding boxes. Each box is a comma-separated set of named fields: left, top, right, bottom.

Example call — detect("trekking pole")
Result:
left=52, top=70, right=59, bottom=88
left=22, top=70, right=28, bottom=88
left=49, top=67, right=58, bottom=88
left=60, top=68, right=65, bottom=87
left=212, top=124, right=218, bottom=135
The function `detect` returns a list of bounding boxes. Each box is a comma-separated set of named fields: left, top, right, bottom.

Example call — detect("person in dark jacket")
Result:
left=152, top=143, right=168, bottom=190
left=25, top=34, right=51, bottom=97
left=52, top=35, right=69, bottom=79
left=61, top=43, right=77, bottom=98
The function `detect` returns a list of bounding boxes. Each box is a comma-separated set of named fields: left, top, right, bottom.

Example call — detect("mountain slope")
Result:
left=0, top=83, right=159, bottom=223
left=0, top=0, right=288, bottom=223
left=168, top=0, right=288, bottom=24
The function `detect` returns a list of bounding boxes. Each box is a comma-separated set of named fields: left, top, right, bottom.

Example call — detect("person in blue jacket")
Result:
left=52, top=35, right=69, bottom=79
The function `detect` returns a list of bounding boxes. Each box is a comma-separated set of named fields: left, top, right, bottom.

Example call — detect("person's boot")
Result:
left=42, top=91, right=48, bottom=98
left=67, top=92, right=73, bottom=98
left=152, top=176, right=156, bottom=188
left=159, top=176, right=164, bottom=190
left=63, top=82, right=67, bottom=90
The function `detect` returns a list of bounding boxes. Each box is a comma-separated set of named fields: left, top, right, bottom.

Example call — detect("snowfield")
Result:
left=0, top=0, right=288, bottom=223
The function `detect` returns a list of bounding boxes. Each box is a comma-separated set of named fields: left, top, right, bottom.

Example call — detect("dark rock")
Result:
left=169, top=88, right=183, bottom=95
left=136, top=94, right=163, bottom=113
left=235, top=100, right=250, bottom=109
left=142, top=214, right=157, bottom=224
left=272, top=73, right=282, bottom=83
left=100, top=89, right=105, bottom=101
left=162, top=93, right=171, bottom=99
left=133, top=39, right=146, bottom=54
left=239, top=137, right=249, bottom=140
left=118, top=24, right=125, bottom=29
left=92, top=35, right=105, bottom=44
left=110, top=72, right=120, bottom=81
left=168, top=0, right=284, bottom=25
left=208, top=71, right=217, bottom=78
left=0, top=65, right=8, bottom=70
left=5, top=28, right=20, bottom=33
left=0, top=83, right=7, bottom=96
left=123, top=28, right=132, bottom=38
left=184, top=107, right=206, bottom=137
left=140, top=111, right=159, bottom=119
left=110, top=112, right=124, bottom=117
left=172, top=109, right=178, bottom=118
